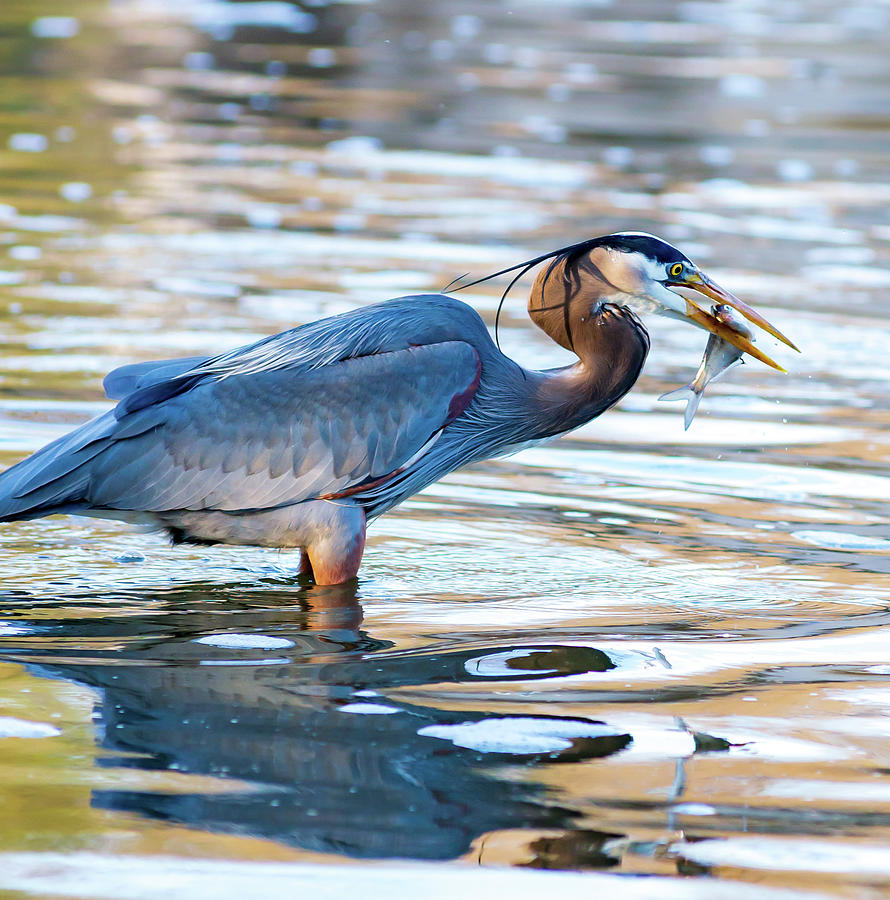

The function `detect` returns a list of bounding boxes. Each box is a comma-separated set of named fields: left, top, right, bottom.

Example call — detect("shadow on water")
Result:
left=4, top=0, right=890, bottom=891
left=0, top=581, right=630, bottom=864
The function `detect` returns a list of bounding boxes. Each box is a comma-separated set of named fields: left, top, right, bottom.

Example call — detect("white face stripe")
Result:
left=637, top=251, right=670, bottom=283
left=597, top=248, right=687, bottom=317
left=601, top=248, right=670, bottom=284
left=606, top=234, right=688, bottom=281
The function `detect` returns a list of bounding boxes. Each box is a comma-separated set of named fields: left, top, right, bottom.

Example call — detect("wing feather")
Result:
left=84, top=341, right=480, bottom=513
left=103, top=357, right=208, bottom=401
left=1, top=295, right=494, bottom=522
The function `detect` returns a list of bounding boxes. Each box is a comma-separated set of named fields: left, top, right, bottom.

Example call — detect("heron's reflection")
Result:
left=1, top=579, right=630, bottom=862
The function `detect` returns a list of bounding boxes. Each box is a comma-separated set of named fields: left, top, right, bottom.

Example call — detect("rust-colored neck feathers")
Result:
left=527, top=247, right=627, bottom=357
left=525, top=248, right=650, bottom=435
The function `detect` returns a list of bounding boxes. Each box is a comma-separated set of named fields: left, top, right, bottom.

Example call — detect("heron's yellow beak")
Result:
left=669, top=269, right=799, bottom=372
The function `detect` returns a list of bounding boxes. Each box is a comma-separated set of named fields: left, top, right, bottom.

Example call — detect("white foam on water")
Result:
left=338, top=703, right=401, bottom=715
left=193, top=634, right=295, bottom=650
left=418, top=717, right=618, bottom=754
left=0, top=717, right=61, bottom=739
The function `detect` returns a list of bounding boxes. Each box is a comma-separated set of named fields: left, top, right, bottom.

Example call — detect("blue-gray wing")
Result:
left=103, top=357, right=209, bottom=401
left=80, top=341, right=480, bottom=512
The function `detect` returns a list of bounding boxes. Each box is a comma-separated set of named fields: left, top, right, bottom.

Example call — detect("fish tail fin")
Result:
left=683, top=391, right=703, bottom=430
left=659, top=384, right=704, bottom=430
left=658, top=385, right=694, bottom=402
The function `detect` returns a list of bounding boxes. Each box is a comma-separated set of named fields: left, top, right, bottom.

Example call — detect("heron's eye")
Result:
left=669, top=262, right=684, bottom=279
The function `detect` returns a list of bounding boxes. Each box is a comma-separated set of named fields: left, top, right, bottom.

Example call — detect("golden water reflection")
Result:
left=2, top=0, right=890, bottom=897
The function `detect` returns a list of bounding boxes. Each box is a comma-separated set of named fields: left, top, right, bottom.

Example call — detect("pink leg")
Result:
left=306, top=506, right=367, bottom=585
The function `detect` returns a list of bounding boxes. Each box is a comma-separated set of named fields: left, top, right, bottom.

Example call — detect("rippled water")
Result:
left=2, top=1, right=890, bottom=897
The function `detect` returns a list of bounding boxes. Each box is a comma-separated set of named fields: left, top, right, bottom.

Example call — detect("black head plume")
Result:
left=443, top=233, right=688, bottom=348
left=444, top=237, right=601, bottom=349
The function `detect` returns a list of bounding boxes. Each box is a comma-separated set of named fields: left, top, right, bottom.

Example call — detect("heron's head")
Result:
left=525, top=232, right=796, bottom=369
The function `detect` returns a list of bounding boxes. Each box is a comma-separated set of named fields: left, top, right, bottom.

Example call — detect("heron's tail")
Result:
left=658, top=385, right=701, bottom=431
left=0, top=411, right=117, bottom=522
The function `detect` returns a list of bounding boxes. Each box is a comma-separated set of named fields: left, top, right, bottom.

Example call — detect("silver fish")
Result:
left=659, top=304, right=754, bottom=430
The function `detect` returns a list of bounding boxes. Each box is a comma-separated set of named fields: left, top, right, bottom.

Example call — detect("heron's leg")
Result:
left=305, top=504, right=366, bottom=585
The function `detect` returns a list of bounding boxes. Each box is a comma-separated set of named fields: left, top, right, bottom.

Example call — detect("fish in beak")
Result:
left=660, top=304, right=753, bottom=429
left=667, top=267, right=799, bottom=372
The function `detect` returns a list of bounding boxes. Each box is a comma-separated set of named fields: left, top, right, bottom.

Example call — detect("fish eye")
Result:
left=668, top=262, right=684, bottom=278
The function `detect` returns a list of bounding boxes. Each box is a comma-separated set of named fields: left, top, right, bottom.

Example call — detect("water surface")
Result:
left=1, top=1, right=890, bottom=897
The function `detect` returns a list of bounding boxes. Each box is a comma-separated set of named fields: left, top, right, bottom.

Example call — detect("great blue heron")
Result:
left=0, top=233, right=795, bottom=584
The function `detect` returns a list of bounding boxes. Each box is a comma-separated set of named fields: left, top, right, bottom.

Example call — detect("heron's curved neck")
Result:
left=530, top=355, right=638, bottom=440
left=520, top=254, right=648, bottom=438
